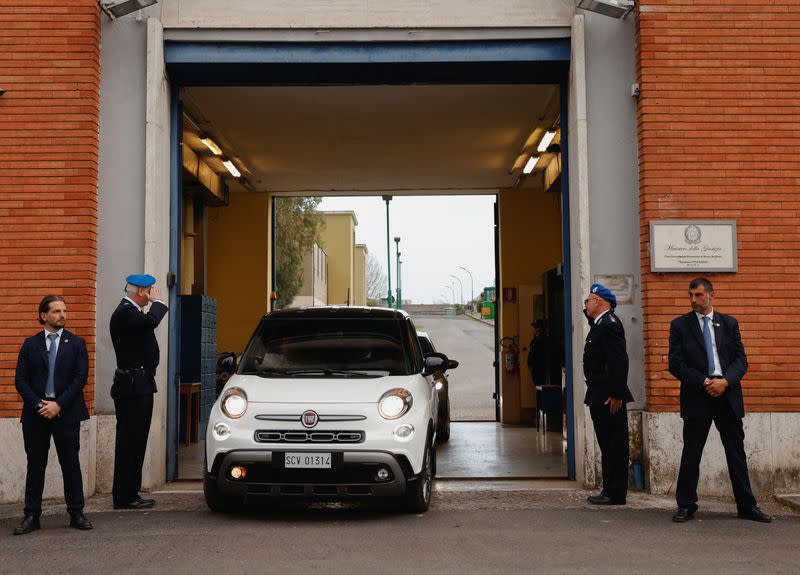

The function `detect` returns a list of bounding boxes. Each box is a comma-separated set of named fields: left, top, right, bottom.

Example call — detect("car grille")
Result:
left=254, top=430, right=365, bottom=444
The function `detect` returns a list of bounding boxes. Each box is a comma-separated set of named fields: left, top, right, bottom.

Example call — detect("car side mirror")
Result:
left=422, top=352, right=448, bottom=376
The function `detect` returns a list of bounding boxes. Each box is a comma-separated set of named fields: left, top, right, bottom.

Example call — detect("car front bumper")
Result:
left=208, top=449, right=414, bottom=498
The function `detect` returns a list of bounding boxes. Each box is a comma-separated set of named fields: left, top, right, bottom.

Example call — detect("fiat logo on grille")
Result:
left=301, top=410, right=319, bottom=428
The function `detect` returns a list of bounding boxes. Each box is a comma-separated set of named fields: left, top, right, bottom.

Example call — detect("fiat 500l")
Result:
left=204, top=307, right=452, bottom=513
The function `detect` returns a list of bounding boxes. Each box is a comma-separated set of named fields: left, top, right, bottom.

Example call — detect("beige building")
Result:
left=290, top=242, right=328, bottom=307
left=320, top=212, right=357, bottom=306
left=353, top=244, right=368, bottom=306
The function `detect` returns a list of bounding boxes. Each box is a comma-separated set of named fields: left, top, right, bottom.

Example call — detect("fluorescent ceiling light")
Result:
left=537, top=131, right=557, bottom=153
left=523, top=156, right=540, bottom=175
left=105, top=0, right=158, bottom=19
left=199, top=135, right=222, bottom=156
left=222, top=159, right=241, bottom=178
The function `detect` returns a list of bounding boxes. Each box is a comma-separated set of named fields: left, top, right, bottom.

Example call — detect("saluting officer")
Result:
left=583, top=283, right=634, bottom=506
left=110, top=274, right=168, bottom=510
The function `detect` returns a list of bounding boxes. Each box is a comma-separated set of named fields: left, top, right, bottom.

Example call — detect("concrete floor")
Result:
left=179, top=421, right=567, bottom=480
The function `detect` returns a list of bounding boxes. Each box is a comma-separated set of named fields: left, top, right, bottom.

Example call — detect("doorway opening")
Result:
left=165, top=39, right=574, bottom=482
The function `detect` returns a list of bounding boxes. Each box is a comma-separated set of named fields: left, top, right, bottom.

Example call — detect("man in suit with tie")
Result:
left=583, top=283, right=634, bottom=505
left=110, top=274, right=169, bottom=510
left=13, top=295, right=92, bottom=534
left=668, top=277, right=771, bottom=523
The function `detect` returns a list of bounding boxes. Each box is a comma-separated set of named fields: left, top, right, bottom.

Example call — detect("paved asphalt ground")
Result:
left=1, top=487, right=798, bottom=574
left=411, top=314, right=496, bottom=420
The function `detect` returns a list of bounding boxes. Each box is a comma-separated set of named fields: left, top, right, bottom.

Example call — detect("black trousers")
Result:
left=22, top=416, right=84, bottom=517
left=113, top=394, right=154, bottom=506
left=589, top=402, right=629, bottom=501
left=676, top=400, right=756, bottom=512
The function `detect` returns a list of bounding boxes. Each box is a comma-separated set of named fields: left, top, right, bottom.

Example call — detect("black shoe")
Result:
left=672, top=507, right=695, bottom=523
left=136, top=497, right=156, bottom=506
left=13, top=515, right=40, bottom=535
left=587, top=495, right=626, bottom=505
left=737, top=506, right=773, bottom=523
left=114, top=499, right=155, bottom=510
left=69, top=512, right=93, bottom=530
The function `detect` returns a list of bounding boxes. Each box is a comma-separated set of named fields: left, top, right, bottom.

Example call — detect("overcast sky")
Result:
left=318, top=195, right=496, bottom=305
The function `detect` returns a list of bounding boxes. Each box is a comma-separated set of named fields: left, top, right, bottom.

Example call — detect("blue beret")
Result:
left=126, top=274, right=157, bottom=287
left=590, top=283, right=617, bottom=308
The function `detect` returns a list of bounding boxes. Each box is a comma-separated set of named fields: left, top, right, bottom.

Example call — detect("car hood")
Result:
left=225, top=374, right=423, bottom=404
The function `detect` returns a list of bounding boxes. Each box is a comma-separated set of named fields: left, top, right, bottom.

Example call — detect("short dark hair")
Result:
left=689, top=277, right=714, bottom=294
left=38, top=295, right=65, bottom=325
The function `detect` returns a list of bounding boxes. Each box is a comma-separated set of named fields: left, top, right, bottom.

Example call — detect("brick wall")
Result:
left=638, top=1, right=800, bottom=412
left=0, top=1, right=100, bottom=417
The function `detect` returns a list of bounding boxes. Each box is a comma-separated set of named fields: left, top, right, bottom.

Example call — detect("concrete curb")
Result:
left=774, top=494, right=800, bottom=513
left=464, top=312, right=495, bottom=328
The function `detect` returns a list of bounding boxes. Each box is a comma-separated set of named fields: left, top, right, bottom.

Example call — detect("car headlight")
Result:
left=221, top=387, right=248, bottom=419
left=378, top=388, right=413, bottom=420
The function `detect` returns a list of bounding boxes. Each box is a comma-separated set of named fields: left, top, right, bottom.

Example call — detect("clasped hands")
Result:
left=37, top=400, right=61, bottom=419
left=704, top=377, right=728, bottom=398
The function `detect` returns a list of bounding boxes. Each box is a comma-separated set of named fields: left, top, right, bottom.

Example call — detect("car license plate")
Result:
left=285, top=452, right=331, bottom=469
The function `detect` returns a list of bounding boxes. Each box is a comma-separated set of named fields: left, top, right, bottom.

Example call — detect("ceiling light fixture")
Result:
left=199, top=134, right=222, bottom=156
left=537, top=131, right=557, bottom=153
left=222, top=159, right=241, bottom=178
left=523, top=156, right=540, bottom=175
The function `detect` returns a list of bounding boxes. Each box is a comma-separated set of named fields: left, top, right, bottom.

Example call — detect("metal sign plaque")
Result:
left=650, top=220, right=737, bottom=272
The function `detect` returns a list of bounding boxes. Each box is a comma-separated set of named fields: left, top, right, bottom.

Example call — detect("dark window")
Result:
left=239, top=317, right=415, bottom=377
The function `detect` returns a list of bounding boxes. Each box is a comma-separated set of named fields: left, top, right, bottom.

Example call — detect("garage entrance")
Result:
left=164, top=39, right=575, bottom=482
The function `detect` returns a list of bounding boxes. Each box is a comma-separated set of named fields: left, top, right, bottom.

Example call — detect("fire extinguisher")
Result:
left=500, top=336, right=520, bottom=374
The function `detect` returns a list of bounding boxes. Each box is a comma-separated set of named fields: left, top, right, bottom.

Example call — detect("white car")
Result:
left=204, top=306, right=451, bottom=514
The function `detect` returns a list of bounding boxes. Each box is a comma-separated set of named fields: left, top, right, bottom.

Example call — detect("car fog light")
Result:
left=435, top=381, right=444, bottom=391
left=213, top=422, right=230, bottom=440
left=376, top=467, right=391, bottom=481
left=393, top=423, right=414, bottom=440
left=230, top=466, right=247, bottom=479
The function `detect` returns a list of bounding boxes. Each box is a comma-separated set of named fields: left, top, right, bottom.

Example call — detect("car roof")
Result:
left=265, top=306, right=410, bottom=320
left=416, top=331, right=430, bottom=340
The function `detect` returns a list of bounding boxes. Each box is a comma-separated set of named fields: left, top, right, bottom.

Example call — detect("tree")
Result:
left=274, top=197, right=324, bottom=308
left=366, top=253, right=387, bottom=303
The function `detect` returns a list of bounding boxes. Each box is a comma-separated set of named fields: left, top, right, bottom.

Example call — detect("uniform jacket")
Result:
left=110, top=299, right=168, bottom=395
left=15, top=329, right=89, bottom=424
left=668, top=310, right=747, bottom=419
left=583, top=311, right=633, bottom=405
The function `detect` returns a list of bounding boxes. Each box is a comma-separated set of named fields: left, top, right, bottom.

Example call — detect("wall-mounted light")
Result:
left=537, top=131, right=557, bottom=153
left=199, top=134, right=222, bottom=155
left=222, top=159, right=241, bottom=178
left=523, top=156, right=540, bottom=175
left=576, top=0, right=633, bottom=19
left=101, top=0, right=158, bottom=19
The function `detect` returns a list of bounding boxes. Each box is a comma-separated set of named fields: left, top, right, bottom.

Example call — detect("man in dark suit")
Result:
left=668, top=277, right=771, bottom=523
left=583, top=284, right=634, bottom=505
left=13, top=295, right=92, bottom=534
left=110, top=274, right=168, bottom=510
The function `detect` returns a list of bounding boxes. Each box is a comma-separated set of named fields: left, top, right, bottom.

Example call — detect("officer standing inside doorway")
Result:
left=583, top=283, right=633, bottom=505
left=110, top=274, right=168, bottom=510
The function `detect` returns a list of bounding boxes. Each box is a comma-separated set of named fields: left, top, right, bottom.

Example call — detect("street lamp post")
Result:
left=394, top=236, right=401, bottom=310
left=449, top=274, right=463, bottom=307
left=459, top=266, right=474, bottom=309
left=445, top=284, right=455, bottom=306
left=383, top=195, right=393, bottom=308
left=398, top=260, right=402, bottom=310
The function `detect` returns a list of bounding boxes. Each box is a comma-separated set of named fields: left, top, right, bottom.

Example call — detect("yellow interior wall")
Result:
left=206, top=191, right=271, bottom=354
left=320, top=214, right=355, bottom=305
left=497, top=185, right=562, bottom=424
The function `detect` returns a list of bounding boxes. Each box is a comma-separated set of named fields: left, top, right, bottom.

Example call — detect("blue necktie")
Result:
left=702, top=316, right=715, bottom=376
left=46, top=333, right=58, bottom=397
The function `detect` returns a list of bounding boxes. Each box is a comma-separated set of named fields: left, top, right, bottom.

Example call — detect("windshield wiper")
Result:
left=251, top=368, right=292, bottom=377
left=283, top=369, right=375, bottom=378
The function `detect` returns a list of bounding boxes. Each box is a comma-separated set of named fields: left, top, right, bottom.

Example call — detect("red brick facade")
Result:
left=638, top=1, right=800, bottom=412
left=0, top=1, right=100, bottom=417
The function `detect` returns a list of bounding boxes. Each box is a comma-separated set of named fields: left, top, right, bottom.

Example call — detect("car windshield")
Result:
left=239, top=317, right=414, bottom=377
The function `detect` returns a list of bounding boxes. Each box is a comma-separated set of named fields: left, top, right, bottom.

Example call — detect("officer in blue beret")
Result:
left=583, top=283, right=634, bottom=505
left=109, top=273, right=169, bottom=509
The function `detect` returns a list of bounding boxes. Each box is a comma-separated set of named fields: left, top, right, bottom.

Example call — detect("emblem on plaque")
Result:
left=684, top=224, right=702, bottom=244
left=301, top=410, right=319, bottom=428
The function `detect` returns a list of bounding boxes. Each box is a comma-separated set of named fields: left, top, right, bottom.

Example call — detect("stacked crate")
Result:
left=180, top=295, right=218, bottom=437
